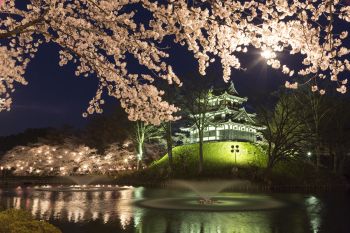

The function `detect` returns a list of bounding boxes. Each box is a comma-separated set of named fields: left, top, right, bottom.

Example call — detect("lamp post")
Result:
left=307, top=151, right=312, bottom=163
left=231, top=145, right=240, bottom=165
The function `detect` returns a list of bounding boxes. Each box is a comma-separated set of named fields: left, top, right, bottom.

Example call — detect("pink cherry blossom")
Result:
left=0, top=1, right=349, bottom=123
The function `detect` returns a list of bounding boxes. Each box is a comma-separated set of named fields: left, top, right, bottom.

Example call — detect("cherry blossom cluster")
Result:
left=153, top=0, right=350, bottom=95
left=1, top=0, right=349, bottom=123
left=0, top=142, right=137, bottom=176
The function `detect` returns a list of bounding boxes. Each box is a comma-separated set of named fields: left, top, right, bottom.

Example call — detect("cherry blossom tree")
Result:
left=1, top=0, right=349, bottom=124
left=0, top=141, right=136, bottom=176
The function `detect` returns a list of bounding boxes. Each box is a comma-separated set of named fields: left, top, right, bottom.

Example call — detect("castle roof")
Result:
left=209, top=81, right=247, bottom=104
left=227, top=81, right=239, bottom=96
left=212, top=81, right=240, bottom=97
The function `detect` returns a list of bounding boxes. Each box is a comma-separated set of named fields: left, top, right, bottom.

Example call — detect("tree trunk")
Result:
left=137, top=159, right=141, bottom=171
left=199, top=130, right=204, bottom=174
left=266, top=142, right=273, bottom=170
left=166, top=122, right=173, bottom=173
left=316, top=144, right=321, bottom=170
left=264, top=155, right=274, bottom=186
left=338, top=156, right=346, bottom=174
left=337, top=146, right=346, bottom=174
left=333, top=153, right=337, bottom=173
left=137, top=142, right=143, bottom=170
left=266, top=153, right=274, bottom=172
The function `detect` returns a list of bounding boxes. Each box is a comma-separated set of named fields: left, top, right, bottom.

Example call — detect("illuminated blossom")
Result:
left=336, top=85, right=347, bottom=94
left=285, top=81, right=298, bottom=89
left=0, top=0, right=349, bottom=122
left=0, top=142, right=137, bottom=176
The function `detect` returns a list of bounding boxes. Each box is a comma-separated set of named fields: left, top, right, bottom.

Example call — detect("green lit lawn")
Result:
left=150, top=141, right=266, bottom=176
left=122, top=141, right=343, bottom=185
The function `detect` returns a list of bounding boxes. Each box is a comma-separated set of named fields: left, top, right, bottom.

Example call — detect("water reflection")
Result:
left=137, top=211, right=274, bottom=233
left=116, top=188, right=133, bottom=229
left=305, top=195, right=322, bottom=233
left=0, top=186, right=142, bottom=226
left=0, top=186, right=348, bottom=233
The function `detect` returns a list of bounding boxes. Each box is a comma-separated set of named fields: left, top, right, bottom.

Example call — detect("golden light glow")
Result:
left=261, top=49, right=276, bottom=59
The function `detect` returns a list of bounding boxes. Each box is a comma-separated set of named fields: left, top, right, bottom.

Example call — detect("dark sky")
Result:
left=0, top=42, right=284, bottom=136
left=1, top=2, right=349, bottom=136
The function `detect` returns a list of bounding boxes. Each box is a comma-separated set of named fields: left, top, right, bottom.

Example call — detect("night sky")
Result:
left=0, top=42, right=284, bottom=136
left=1, top=2, right=349, bottom=136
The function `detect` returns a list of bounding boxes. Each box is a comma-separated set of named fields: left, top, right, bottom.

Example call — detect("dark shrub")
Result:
left=0, top=209, right=61, bottom=233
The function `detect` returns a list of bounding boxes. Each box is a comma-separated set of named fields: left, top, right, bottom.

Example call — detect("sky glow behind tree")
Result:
left=0, top=0, right=350, bottom=135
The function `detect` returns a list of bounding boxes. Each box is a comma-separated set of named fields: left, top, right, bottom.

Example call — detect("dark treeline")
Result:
left=258, top=86, right=350, bottom=181
left=0, top=108, right=132, bottom=156
left=0, top=128, right=54, bottom=154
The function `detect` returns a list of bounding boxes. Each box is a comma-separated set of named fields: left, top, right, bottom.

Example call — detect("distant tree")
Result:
left=82, top=108, right=132, bottom=153
left=0, top=126, right=74, bottom=157
left=178, top=72, right=223, bottom=174
left=132, top=121, right=163, bottom=170
left=180, top=87, right=212, bottom=174
left=321, top=98, right=350, bottom=173
left=290, top=88, right=332, bottom=169
left=38, top=125, right=77, bottom=145
left=259, top=92, right=308, bottom=171
left=156, top=82, right=182, bottom=173
left=143, top=142, right=166, bottom=166
left=159, top=121, right=174, bottom=172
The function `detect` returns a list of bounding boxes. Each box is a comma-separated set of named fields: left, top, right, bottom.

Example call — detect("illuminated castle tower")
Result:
left=181, top=81, right=264, bottom=143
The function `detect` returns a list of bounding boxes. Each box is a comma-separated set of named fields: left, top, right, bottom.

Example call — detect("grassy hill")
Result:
left=118, top=141, right=346, bottom=187
left=150, top=141, right=266, bottom=178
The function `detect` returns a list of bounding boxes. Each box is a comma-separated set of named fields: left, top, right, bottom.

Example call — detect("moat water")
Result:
left=0, top=185, right=349, bottom=233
